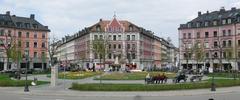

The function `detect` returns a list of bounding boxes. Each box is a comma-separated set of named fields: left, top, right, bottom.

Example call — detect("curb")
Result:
left=5, top=87, right=239, bottom=97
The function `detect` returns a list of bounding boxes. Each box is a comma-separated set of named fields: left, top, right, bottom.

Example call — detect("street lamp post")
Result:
left=211, top=69, right=216, bottom=91
left=24, top=53, right=29, bottom=92
left=211, top=49, right=216, bottom=91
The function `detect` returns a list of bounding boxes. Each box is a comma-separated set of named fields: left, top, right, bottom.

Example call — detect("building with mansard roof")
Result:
left=0, top=11, right=50, bottom=71
left=179, top=7, right=240, bottom=71
left=56, top=15, right=176, bottom=71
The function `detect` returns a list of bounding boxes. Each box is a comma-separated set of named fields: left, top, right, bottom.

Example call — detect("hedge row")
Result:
left=71, top=79, right=240, bottom=91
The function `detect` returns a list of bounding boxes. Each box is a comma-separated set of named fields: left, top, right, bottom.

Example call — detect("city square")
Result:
left=1, top=0, right=240, bottom=100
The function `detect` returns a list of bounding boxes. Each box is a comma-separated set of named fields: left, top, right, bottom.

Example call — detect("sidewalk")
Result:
left=1, top=85, right=240, bottom=97
left=24, top=74, right=209, bottom=85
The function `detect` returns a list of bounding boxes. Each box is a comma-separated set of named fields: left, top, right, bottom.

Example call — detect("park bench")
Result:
left=172, top=74, right=188, bottom=83
left=190, top=75, right=203, bottom=82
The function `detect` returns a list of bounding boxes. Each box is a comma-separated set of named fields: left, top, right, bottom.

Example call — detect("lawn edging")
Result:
left=47, top=71, right=102, bottom=80
left=70, top=79, right=240, bottom=91
left=0, top=74, right=49, bottom=87
left=94, top=72, right=176, bottom=80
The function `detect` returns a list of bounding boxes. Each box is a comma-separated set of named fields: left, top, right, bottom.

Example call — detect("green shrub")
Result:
left=0, top=74, right=49, bottom=87
left=71, top=79, right=240, bottom=91
left=95, top=72, right=176, bottom=80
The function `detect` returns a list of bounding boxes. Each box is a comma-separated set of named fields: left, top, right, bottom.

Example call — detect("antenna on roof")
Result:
left=113, top=11, right=116, bottom=18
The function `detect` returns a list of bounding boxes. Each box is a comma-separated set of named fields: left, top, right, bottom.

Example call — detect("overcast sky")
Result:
left=1, top=0, right=240, bottom=46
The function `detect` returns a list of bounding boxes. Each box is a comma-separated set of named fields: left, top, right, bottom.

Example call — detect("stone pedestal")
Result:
left=51, top=65, right=58, bottom=87
left=4, top=62, right=7, bottom=70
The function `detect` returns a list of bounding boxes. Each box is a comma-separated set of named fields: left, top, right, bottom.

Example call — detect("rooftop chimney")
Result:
left=220, top=7, right=225, bottom=12
left=198, top=11, right=201, bottom=16
left=99, top=18, right=103, bottom=22
left=231, top=7, right=236, bottom=11
left=30, top=14, right=35, bottom=19
left=6, top=11, right=10, bottom=15
left=207, top=11, right=209, bottom=14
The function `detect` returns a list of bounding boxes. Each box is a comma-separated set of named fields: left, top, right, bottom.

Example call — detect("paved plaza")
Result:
left=0, top=74, right=232, bottom=100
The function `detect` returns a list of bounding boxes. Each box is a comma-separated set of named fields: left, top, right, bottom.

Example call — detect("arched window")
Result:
left=96, top=25, right=101, bottom=32
left=237, top=15, right=240, bottom=22
left=129, top=25, right=133, bottom=31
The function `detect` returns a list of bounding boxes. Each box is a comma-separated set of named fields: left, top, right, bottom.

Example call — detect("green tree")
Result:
left=48, top=35, right=59, bottom=67
left=183, top=44, right=194, bottom=70
left=79, top=52, right=86, bottom=71
left=9, top=43, right=22, bottom=79
left=0, top=31, right=15, bottom=70
left=193, top=42, right=205, bottom=72
left=224, top=48, right=233, bottom=76
left=91, top=38, right=109, bottom=72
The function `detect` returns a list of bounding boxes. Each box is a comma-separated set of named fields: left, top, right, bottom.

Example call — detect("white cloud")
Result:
left=0, top=0, right=239, bottom=46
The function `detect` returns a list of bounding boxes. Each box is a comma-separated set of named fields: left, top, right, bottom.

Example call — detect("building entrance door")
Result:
left=0, top=62, right=4, bottom=71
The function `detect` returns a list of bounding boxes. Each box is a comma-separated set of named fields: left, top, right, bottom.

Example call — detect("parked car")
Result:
left=21, top=69, right=33, bottom=74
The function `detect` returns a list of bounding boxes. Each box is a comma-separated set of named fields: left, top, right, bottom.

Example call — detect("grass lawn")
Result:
left=71, top=79, right=240, bottom=91
left=94, top=72, right=176, bottom=80
left=207, top=72, right=240, bottom=78
left=0, top=74, right=48, bottom=87
left=57, top=71, right=102, bottom=79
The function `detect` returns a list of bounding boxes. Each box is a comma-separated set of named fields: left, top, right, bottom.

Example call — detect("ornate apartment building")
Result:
left=179, top=7, right=240, bottom=71
left=0, top=11, right=50, bottom=71
left=56, top=16, right=153, bottom=70
left=56, top=16, right=176, bottom=70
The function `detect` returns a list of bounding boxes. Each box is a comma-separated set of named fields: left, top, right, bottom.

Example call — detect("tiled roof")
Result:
left=88, top=18, right=142, bottom=32
left=179, top=7, right=240, bottom=29
left=191, top=9, right=240, bottom=22
left=0, top=11, right=50, bottom=32
left=0, top=14, right=15, bottom=27
left=60, top=17, right=155, bottom=45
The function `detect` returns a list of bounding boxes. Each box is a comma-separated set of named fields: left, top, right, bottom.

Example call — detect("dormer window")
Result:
left=16, top=22, right=22, bottom=27
left=4, top=21, right=8, bottom=25
left=187, top=23, right=191, bottom=28
left=96, top=25, right=101, bottom=32
left=33, top=24, right=38, bottom=29
left=196, top=22, right=200, bottom=27
left=129, top=25, right=133, bottom=31
left=227, top=19, right=232, bottom=24
left=25, top=23, right=30, bottom=28
left=0, top=21, right=4, bottom=25
left=204, top=21, right=209, bottom=27
left=222, top=19, right=226, bottom=25
left=213, top=21, right=218, bottom=26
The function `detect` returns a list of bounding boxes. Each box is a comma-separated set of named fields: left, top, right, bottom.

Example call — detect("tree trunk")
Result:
left=82, top=59, right=84, bottom=71
left=92, top=65, right=95, bottom=72
left=186, top=57, right=189, bottom=70
left=228, top=64, right=231, bottom=77
left=17, top=60, right=21, bottom=80
left=196, top=60, right=198, bottom=74
left=7, top=57, right=9, bottom=70
left=42, top=62, right=44, bottom=71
